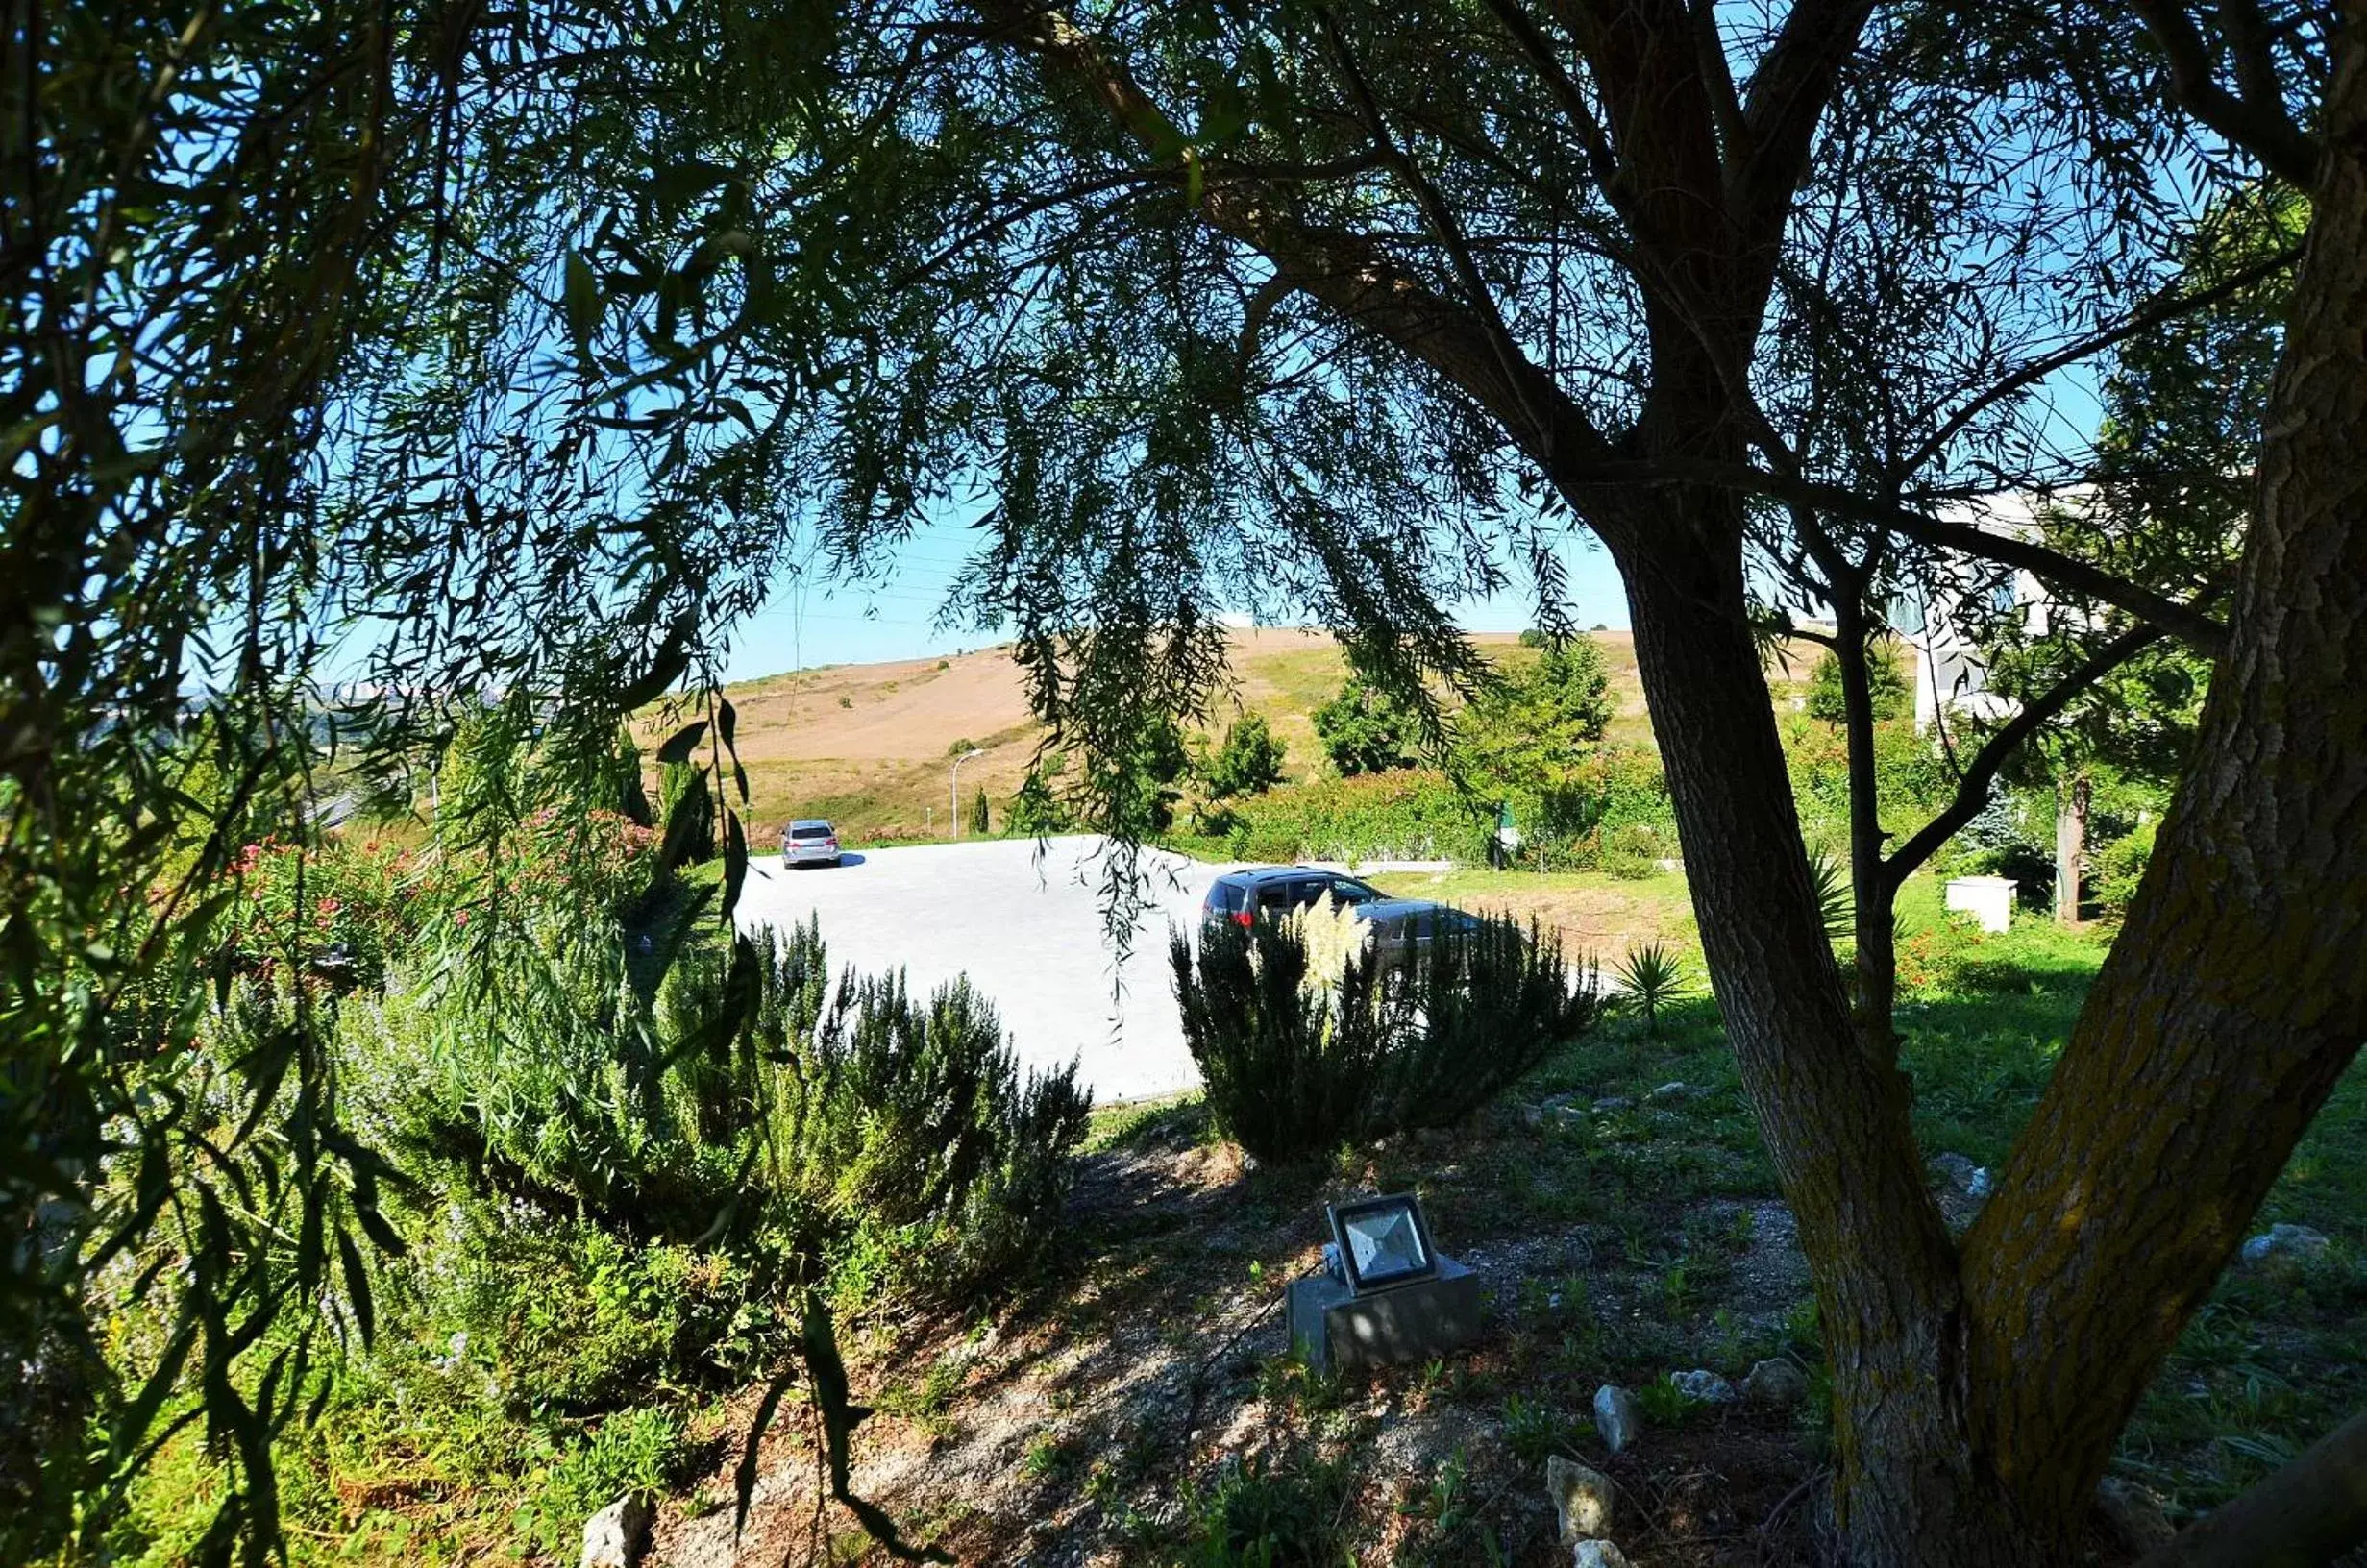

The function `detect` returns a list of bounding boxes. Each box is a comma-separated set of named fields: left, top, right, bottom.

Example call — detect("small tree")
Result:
left=1451, top=636, right=1615, bottom=813
left=969, top=785, right=991, bottom=836
left=1312, top=674, right=1422, bottom=776
left=1204, top=714, right=1287, bottom=799
left=1807, top=642, right=1911, bottom=724
left=1005, top=768, right=1073, bottom=836
left=658, top=760, right=717, bottom=866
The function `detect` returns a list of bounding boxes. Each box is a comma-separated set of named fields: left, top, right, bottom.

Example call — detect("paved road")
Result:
left=735, top=835, right=1236, bottom=1103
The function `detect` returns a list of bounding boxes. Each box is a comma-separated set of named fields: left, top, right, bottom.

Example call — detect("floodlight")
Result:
left=1327, top=1193, right=1438, bottom=1293
left=1290, top=1191, right=1478, bottom=1375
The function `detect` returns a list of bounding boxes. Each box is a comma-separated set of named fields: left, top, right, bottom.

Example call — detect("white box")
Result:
left=1944, top=875, right=2017, bottom=934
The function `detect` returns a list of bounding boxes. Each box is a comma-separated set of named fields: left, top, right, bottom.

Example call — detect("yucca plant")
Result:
left=1808, top=847, right=1854, bottom=945
left=1613, top=941, right=1696, bottom=1036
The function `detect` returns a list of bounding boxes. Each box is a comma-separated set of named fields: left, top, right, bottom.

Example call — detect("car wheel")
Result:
left=829, top=854, right=842, bottom=868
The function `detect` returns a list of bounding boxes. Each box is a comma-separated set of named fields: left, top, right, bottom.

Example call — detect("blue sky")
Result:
left=717, top=518, right=1634, bottom=683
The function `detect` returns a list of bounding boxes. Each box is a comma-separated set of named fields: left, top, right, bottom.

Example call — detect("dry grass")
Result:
left=658, top=626, right=1817, bottom=845
left=1367, top=867, right=1701, bottom=964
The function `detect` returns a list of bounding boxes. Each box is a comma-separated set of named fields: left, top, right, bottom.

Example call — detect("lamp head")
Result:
left=1325, top=1192, right=1440, bottom=1295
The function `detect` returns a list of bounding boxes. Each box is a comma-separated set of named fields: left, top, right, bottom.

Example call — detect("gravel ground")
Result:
left=734, top=834, right=1239, bottom=1102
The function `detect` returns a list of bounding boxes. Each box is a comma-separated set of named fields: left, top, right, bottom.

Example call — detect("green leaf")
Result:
left=722, top=812, right=749, bottom=919
left=337, top=1228, right=375, bottom=1346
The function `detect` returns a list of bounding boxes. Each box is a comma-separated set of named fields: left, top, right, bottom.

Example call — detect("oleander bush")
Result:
left=90, top=797, right=1088, bottom=1561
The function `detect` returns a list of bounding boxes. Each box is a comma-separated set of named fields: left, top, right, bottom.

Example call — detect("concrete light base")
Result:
left=1287, top=1254, right=1483, bottom=1376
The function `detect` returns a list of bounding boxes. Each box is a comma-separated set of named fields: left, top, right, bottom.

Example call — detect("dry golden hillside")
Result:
left=689, top=625, right=1813, bottom=844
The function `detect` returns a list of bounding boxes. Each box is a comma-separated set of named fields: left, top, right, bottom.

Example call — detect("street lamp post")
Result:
left=949, top=747, right=983, bottom=838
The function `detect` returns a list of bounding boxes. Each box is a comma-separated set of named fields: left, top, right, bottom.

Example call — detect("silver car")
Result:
left=781, top=818, right=842, bottom=868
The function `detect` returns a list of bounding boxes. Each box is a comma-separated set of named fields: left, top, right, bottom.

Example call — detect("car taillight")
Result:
left=1232, top=911, right=1254, bottom=927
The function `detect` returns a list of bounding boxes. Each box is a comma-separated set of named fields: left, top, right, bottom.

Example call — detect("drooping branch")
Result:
left=969, top=0, right=1620, bottom=477
left=1880, top=624, right=2163, bottom=892
left=1314, top=6, right=1558, bottom=449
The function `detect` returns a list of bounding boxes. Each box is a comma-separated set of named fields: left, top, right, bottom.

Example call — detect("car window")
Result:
left=1256, top=881, right=1302, bottom=913
left=1206, top=882, right=1245, bottom=914
left=790, top=823, right=833, bottom=841
left=1329, top=877, right=1383, bottom=904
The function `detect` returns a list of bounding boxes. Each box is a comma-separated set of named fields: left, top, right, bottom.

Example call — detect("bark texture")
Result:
left=1960, top=22, right=2367, bottom=1539
left=2056, top=772, right=2088, bottom=924
left=1606, top=495, right=2039, bottom=1564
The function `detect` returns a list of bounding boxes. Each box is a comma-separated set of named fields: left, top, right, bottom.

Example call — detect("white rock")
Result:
left=1591, top=1095, right=1635, bottom=1114
left=2240, top=1223, right=2330, bottom=1264
left=1571, top=1541, right=1632, bottom=1568
left=1966, top=1166, right=1993, bottom=1199
left=581, top=1495, right=653, bottom=1568
left=1741, top=1358, right=1809, bottom=1407
left=1546, top=1454, right=1615, bottom=1542
left=1646, top=1081, right=1689, bottom=1102
left=1669, top=1369, right=1738, bottom=1405
left=1592, top=1384, right=1641, bottom=1453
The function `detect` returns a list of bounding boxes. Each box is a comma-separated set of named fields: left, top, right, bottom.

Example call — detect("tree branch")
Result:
left=1473, top=0, right=1624, bottom=196
left=2141, top=1410, right=2367, bottom=1568
left=968, top=0, right=1619, bottom=474
left=1901, top=240, right=2306, bottom=478
left=1554, top=456, right=2230, bottom=653
left=2129, top=0, right=2323, bottom=187
left=1313, top=6, right=1557, bottom=450
left=1880, top=625, right=2162, bottom=891
left=1733, top=0, right=1879, bottom=242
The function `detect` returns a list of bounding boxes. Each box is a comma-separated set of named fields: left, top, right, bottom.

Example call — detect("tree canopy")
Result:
left=1450, top=635, right=1616, bottom=806
left=1313, top=674, right=1427, bottom=776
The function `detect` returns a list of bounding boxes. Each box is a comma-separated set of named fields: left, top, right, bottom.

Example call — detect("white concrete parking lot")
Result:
left=733, top=835, right=1235, bottom=1102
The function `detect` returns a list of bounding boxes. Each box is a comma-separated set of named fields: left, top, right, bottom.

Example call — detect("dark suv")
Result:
left=1200, top=866, right=1479, bottom=960
left=1201, top=865, right=1386, bottom=930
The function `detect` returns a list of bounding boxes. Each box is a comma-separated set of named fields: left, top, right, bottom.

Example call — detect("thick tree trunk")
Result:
left=1602, top=492, right=2034, bottom=1564
left=1960, top=25, right=2367, bottom=1541
left=2055, top=772, right=2088, bottom=924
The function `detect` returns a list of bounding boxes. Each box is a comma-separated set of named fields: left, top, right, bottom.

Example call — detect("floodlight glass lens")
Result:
left=1344, top=1206, right=1427, bottom=1282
